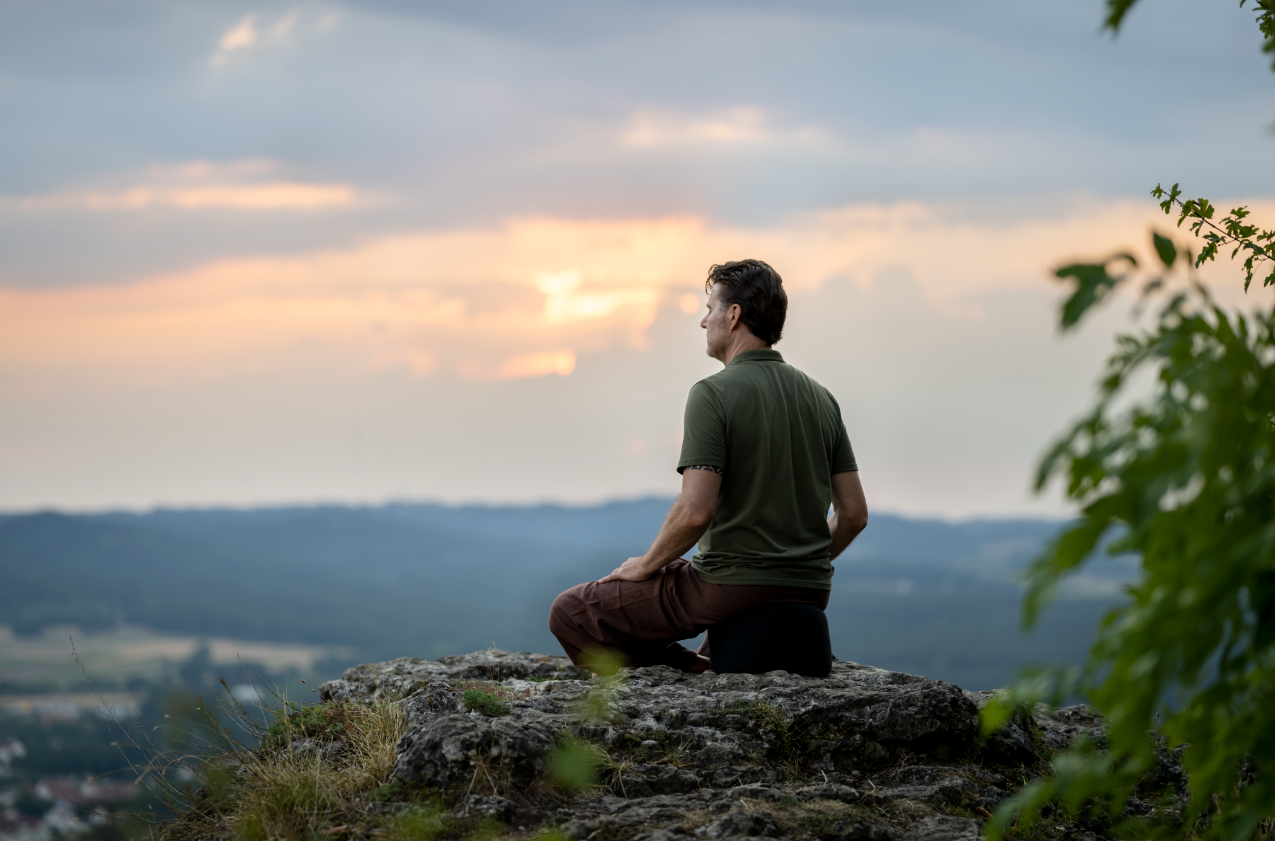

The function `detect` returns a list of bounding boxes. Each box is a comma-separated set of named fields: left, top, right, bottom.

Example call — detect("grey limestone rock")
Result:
left=323, top=650, right=1124, bottom=841
left=318, top=649, right=586, bottom=703
left=698, top=803, right=782, bottom=838
left=633, top=830, right=697, bottom=841
left=560, top=792, right=717, bottom=840
left=618, top=764, right=704, bottom=797
left=286, top=738, right=346, bottom=762
left=964, top=690, right=1040, bottom=765
left=456, top=794, right=517, bottom=821
left=823, top=818, right=898, bottom=841
left=795, top=784, right=861, bottom=804
left=397, top=682, right=462, bottom=726
left=899, top=816, right=981, bottom=841
left=391, top=713, right=557, bottom=790
left=868, top=778, right=969, bottom=809
left=1034, top=704, right=1106, bottom=752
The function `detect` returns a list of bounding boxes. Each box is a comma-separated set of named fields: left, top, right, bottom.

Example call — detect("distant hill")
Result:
left=0, top=501, right=1131, bottom=690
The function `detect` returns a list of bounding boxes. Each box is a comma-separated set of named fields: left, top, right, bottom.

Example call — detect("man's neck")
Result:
left=719, top=335, right=770, bottom=367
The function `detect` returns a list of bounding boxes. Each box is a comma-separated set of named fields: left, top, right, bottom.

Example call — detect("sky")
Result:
left=1, top=0, right=1273, bottom=518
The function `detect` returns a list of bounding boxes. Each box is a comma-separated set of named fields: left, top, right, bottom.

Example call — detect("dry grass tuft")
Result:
left=158, top=699, right=407, bottom=841
left=348, top=701, right=406, bottom=788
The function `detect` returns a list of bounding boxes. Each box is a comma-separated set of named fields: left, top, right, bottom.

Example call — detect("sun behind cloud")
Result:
left=497, top=350, right=577, bottom=380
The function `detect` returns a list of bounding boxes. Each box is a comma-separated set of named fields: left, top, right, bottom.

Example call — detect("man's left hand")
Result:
left=599, top=556, right=657, bottom=583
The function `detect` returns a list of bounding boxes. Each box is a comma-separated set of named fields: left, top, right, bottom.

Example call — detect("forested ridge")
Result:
left=0, top=501, right=1121, bottom=691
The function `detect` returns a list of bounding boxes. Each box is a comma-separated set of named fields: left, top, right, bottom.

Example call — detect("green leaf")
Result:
left=978, top=695, right=1015, bottom=738
left=1055, top=256, right=1133, bottom=329
left=1152, top=232, right=1177, bottom=267
left=1103, top=0, right=1140, bottom=33
left=548, top=735, right=605, bottom=792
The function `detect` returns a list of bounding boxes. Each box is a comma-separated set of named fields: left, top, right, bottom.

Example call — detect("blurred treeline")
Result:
left=0, top=500, right=1131, bottom=692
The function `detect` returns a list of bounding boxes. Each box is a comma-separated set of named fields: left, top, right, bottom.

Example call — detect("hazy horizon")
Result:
left=0, top=494, right=1072, bottom=524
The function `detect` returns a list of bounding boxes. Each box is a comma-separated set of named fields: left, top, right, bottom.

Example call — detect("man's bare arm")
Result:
left=828, top=470, right=868, bottom=561
left=599, top=466, right=723, bottom=582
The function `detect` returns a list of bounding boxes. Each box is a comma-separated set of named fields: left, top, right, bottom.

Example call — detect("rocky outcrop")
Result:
left=394, top=715, right=559, bottom=790
left=319, top=649, right=588, bottom=704
left=317, top=650, right=1107, bottom=841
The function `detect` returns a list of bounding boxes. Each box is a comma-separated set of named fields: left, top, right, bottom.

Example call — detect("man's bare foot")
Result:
left=686, top=655, right=712, bottom=674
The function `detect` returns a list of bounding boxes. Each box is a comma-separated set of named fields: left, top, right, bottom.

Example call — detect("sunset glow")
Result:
left=5, top=198, right=1268, bottom=392
left=2, top=2, right=1269, bottom=514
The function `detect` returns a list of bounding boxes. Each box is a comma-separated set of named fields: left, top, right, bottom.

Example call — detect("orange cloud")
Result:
left=13, top=183, right=359, bottom=211
left=497, top=350, right=577, bottom=380
left=3, top=198, right=1270, bottom=392
left=3, top=159, right=366, bottom=213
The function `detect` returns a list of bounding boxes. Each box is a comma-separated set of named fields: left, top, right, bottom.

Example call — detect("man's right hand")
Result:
left=599, top=555, right=659, bottom=583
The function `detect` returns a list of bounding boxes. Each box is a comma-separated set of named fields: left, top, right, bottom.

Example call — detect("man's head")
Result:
left=701, top=260, right=787, bottom=361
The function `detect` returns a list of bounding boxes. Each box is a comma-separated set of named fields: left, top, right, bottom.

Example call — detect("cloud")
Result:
left=211, top=14, right=259, bottom=66
left=272, top=11, right=299, bottom=39
left=13, top=183, right=357, bottom=211
left=3, top=160, right=366, bottom=213
left=3, top=196, right=1270, bottom=390
left=620, top=107, right=825, bottom=149
left=221, top=14, right=258, bottom=51
left=537, top=270, right=660, bottom=326
left=497, top=350, right=577, bottom=380
left=210, top=10, right=304, bottom=67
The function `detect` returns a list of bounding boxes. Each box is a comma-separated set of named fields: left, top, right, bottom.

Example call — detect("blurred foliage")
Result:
left=988, top=231, right=1275, bottom=837
left=548, top=665, right=624, bottom=793
left=576, top=646, right=628, bottom=680
left=983, top=5, right=1275, bottom=839
left=547, top=733, right=605, bottom=793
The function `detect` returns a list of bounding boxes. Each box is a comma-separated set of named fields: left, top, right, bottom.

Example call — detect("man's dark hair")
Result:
left=704, top=259, right=788, bottom=346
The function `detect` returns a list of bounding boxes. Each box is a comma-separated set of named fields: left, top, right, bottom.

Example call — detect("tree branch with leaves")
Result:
left=981, top=1, right=1275, bottom=838
left=1152, top=183, right=1275, bottom=292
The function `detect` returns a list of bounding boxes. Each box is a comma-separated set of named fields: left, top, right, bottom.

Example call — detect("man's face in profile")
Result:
left=701, top=286, right=730, bottom=362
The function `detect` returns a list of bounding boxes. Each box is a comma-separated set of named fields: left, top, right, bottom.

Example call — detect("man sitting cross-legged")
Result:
left=548, top=259, right=868, bottom=675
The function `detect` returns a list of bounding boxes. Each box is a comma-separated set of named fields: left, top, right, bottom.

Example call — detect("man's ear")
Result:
left=727, top=303, right=743, bottom=331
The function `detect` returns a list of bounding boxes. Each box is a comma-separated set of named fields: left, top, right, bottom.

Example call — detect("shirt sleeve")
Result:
left=676, top=381, right=727, bottom=473
left=831, top=423, right=858, bottom=474
left=827, top=393, right=859, bottom=474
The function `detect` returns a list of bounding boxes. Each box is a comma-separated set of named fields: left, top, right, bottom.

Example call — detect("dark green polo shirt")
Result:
left=677, top=349, right=857, bottom=590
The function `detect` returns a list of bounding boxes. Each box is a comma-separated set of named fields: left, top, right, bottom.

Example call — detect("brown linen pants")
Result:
left=548, top=559, right=829, bottom=674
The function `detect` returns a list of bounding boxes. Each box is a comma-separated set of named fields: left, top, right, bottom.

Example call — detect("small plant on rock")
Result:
left=461, top=688, right=511, bottom=718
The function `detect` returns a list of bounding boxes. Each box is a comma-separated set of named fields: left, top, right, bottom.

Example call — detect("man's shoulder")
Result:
left=695, top=361, right=752, bottom=395
left=788, top=364, right=839, bottom=405
left=701, top=356, right=833, bottom=397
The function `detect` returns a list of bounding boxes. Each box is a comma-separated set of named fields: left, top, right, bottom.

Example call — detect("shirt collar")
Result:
left=728, top=349, right=784, bottom=366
